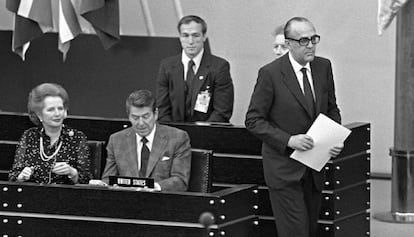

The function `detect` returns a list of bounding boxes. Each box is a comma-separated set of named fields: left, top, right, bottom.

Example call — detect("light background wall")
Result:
left=0, top=0, right=396, bottom=174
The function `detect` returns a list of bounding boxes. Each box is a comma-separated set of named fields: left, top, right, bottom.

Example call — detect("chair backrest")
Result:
left=187, top=149, right=213, bottom=193
left=0, top=141, right=18, bottom=181
left=87, top=140, right=105, bottom=179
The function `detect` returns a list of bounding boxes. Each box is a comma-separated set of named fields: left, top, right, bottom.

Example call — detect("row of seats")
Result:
left=0, top=140, right=213, bottom=193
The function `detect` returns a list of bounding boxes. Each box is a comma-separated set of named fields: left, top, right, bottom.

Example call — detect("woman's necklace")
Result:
left=39, top=136, right=63, bottom=162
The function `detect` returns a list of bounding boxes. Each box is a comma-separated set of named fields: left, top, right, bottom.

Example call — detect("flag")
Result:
left=58, top=0, right=120, bottom=60
left=378, top=0, right=410, bottom=35
left=5, top=0, right=120, bottom=60
left=58, top=0, right=82, bottom=60
left=80, top=0, right=120, bottom=50
left=6, top=0, right=53, bottom=60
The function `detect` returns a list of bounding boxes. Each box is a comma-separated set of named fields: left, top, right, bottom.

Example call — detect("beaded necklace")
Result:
left=39, top=135, right=63, bottom=162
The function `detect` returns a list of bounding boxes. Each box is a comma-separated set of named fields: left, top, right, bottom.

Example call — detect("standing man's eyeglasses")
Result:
left=286, top=35, right=321, bottom=46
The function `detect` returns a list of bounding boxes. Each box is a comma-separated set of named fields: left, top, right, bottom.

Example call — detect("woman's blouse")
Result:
left=9, top=126, right=92, bottom=184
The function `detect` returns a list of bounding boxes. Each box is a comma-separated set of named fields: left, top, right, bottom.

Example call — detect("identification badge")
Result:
left=194, top=90, right=211, bottom=113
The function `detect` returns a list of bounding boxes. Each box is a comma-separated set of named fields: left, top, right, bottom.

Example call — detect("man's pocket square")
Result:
left=161, top=156, right=170, bottom=161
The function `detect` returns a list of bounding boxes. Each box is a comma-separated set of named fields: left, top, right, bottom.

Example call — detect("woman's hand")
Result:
left=52, top=162, right=78, bottom=182
left=52, top=162, right=73, bottom=175
left=17, top=167, right=33, bottom=182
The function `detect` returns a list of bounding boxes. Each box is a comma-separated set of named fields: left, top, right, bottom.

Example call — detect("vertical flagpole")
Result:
left=140, top=0, right=155, bottom=36
left=375, top=0, right=414, bottom=223
left=173, top=0, right=184, bottom=20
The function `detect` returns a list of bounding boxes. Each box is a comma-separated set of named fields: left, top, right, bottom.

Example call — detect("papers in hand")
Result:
left=290, top=114, right=351, bottom=172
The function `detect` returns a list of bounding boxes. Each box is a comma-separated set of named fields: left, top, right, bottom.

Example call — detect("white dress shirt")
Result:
left=288, top=52, right=315, bottom=100
left=135, top=124, right=156, bottom=171
left=181, top=48, right=204, bottom=80
left=135, top=125, right=161, bottom=191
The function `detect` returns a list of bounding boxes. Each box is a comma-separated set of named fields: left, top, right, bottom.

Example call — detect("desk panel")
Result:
left=0, top=182, right=256, bottom=224
left=0, top=214, right=259, bottom=237
left=0, top=181, right=259, bottom=237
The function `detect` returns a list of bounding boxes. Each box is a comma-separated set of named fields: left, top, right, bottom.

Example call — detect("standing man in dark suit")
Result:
left=101, top=90, right=191, bottom=192
left=245, top=17, right=343, bottom=237
left=156, top=15, right=234, bottom=123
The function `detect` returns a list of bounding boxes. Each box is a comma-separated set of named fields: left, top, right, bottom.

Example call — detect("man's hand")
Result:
left=89, top=179, right=108, bottom=186
left=136, top=182, right=161, bottom=192
left=288, top=134, right=314, bottom=151
left=329, top=143, right=344, bottom=158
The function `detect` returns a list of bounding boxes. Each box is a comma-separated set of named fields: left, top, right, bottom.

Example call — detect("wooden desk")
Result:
left=0, top=181, right=258, bottom=237
left=0, top=112, right=371, bottom=237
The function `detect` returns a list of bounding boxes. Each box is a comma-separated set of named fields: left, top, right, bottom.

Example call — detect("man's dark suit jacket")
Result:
left=101, top=124, right=191, bottom=192
left=245, top=53, right=341, bottom=191
left=156, top=52, right=234, bottom=122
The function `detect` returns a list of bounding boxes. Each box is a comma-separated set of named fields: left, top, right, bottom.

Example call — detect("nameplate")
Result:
left=109, top=176, right=154, bottom=189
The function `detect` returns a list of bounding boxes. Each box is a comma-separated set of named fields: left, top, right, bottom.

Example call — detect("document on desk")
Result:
left=290, top=114, right=351, bottom=172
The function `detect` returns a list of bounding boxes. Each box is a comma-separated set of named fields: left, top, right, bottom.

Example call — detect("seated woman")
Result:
left=8, top=83, right=92, bottom=184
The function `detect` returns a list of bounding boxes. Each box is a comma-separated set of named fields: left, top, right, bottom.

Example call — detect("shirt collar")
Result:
left=288, top=52, right=311, bottom=73
left=181, top=48, right=204, bottom=70
left=136, top=124, right=156, bottom=144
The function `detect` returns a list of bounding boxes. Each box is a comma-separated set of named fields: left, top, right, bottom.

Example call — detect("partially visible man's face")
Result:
left=273, top=34, right=288, bottom=58
left=128, top=105, right=158, bottom=137
left=179, top=21, right=206, bottom=58
left=286, top=21, right=317, bottom=66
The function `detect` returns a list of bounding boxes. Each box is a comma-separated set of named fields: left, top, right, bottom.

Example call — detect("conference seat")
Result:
left=1, top=140, right=213, bottom=193
left=0, top=141, right=15, bottom=181
left=87, top=140, right=105, bottom=179
left=187, top=149, right=213, bottom=193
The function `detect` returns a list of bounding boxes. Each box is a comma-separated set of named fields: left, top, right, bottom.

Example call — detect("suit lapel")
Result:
left=145, top=125, right=167, bottom=177
left=171, top=57, right=186, bottom=119
left=310, top=60, right=322, bottom=116
left=190, top=54, right=210, bottom=111
left=124, top=128, right=139, bottom=177
left=280, top=55, right=314, bottom=118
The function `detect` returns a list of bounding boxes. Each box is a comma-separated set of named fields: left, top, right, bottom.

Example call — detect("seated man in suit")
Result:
left=156, top=15, right=234, bottom=123
left=100, top=89, right=191, bottom=192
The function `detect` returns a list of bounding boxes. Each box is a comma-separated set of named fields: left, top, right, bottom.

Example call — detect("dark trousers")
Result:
left=268, top=168, right=322, bottom=237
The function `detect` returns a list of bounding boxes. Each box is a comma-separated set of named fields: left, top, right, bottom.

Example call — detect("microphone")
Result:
left=199, top=212, right=215, bottom=236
